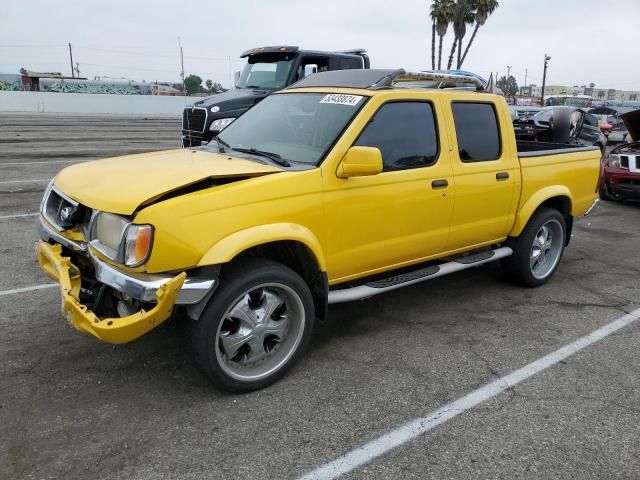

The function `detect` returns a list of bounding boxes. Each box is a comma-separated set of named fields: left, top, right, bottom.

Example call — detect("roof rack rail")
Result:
left=372, top=70, right=485, bottom=91
left=285, top=69, right=488, bottom=91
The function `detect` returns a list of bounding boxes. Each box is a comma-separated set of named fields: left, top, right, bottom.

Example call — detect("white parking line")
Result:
left=298, top=307, right=640, bottom=480
left=0, top=284, right=57, bottom=297
left=0, top=212, right=39, bottom=220
left=0, top=178, right=50, bottom=184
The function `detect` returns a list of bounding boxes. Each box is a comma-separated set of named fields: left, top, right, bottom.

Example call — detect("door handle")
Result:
left=496, top=172, right=510, bottom=181
left=431, top=179, right=449, bottom=188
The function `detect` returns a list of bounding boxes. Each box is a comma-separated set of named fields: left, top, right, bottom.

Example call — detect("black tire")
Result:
left=503, top=207, right=566, bottom=287
left=189, top=257, right=314, bottom=393
left=598, top=179, right=613, bottom=201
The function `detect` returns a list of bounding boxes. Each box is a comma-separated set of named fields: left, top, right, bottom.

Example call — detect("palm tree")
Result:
left=446, top=0, right=475, bottom=69
left=459, top=0, right=499, bottom=68
left=430, top=2, right=437, bottom=69
left=432, top=0, right=454, bottom=69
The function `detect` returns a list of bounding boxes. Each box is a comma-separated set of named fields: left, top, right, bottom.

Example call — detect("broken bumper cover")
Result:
left=37, top=241, right=186, bottom=344
left=38, top=215, right=217, bottom=305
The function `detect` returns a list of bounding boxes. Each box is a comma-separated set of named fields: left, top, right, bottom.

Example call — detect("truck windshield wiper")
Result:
left=230, top=147, right=291, bottom=167
left=215, top=136, right=231, bottom=152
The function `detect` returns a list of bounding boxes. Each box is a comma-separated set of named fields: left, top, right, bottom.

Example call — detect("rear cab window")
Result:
left=451, top=102, right=501, bottom=162
left=354, top=102, right=439, bottom=171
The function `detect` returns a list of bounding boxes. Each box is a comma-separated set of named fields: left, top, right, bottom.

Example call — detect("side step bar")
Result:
left=327, top=246, right=513, bottom=304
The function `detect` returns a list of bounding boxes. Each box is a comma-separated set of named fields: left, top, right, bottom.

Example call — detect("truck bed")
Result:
left=517, top=140, right=599, bottom=158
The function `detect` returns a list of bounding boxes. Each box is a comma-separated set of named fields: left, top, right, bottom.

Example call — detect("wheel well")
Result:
left=538, top=196, right=573, bottom=245
left=230, top=241, right=328, bottom=320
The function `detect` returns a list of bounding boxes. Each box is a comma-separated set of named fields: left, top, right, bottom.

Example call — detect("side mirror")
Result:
left=337, top=146, right=383, bottom=178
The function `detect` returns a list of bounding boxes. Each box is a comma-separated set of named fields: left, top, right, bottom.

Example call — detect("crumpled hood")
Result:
left=621, top=109, right=640, bottom=142
left=54, top=149, right=281, bottom=215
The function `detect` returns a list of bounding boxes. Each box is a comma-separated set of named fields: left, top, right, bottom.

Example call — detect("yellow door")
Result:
left=445, top=99, right=520, bottom=251
left=322, top=99, right=454, bottom=284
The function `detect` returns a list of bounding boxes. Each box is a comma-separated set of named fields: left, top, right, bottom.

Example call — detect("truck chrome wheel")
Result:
left=215, top=283, right=306, bottom=382
left=529, top=219, right=563, bottom=280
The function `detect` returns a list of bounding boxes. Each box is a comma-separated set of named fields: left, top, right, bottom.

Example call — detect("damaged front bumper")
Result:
left=38, top=241, right=187, bottom=344
left=38, top=215, right=217, bottom=305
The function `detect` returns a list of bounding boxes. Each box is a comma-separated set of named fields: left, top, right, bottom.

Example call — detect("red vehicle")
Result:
left=600, top=109, right=640, bottom=201
left=598, top=119, right=613, bottom=137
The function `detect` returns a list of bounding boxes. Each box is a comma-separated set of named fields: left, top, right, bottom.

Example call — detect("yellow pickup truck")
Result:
left=37, top=70, right=600, bottom=392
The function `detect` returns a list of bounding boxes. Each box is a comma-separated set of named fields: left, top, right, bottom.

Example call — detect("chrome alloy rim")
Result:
left=530, top=219, right=563, bottom=280
left=215, top=283, right=305, bottom=381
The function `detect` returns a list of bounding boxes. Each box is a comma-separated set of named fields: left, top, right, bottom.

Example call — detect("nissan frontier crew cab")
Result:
left=38, top=69, right=601, bottom=392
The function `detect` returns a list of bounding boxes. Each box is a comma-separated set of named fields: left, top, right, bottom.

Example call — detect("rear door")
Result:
left=445, top=98, right=520, bottom=251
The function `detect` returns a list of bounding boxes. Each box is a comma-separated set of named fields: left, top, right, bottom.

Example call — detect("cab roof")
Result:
left=287, top=69, right=404, bottom=90
left=240, top=46, right=368, bottom=60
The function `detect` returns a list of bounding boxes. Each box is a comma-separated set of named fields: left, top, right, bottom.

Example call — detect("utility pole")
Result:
left=68, top=42, right=75, bottom=78
left=540, top=54, right=551, bottom=106
left=178, top=37, right=185, bottom=93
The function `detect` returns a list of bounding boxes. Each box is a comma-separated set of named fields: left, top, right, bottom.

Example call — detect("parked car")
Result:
left=38, top=69, right=600, bottom=392
left=181, top=46, right=370, bottom=147
left=600, top=109, right=640, bottom=201
left=510, top=106, right=607, bottom=153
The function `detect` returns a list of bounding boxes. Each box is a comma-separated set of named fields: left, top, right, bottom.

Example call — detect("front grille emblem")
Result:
left=60, top=205, right=74, bottom=222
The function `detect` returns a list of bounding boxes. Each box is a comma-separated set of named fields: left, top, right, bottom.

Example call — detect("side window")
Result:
left=451, top=102, right=501, bottom=162
left=354, top=102, right=439, bottom=171
left=295, top=57, right=330, bottom=82
left=584, top=113, right=598, bottom=127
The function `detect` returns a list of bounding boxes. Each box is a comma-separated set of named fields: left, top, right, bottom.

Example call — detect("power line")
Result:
left=0, top=43, right=232, bottom=61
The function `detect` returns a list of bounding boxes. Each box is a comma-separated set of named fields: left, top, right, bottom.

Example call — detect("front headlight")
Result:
left=92, top=212, right=129, bottom=258
left=124, top=224, right=154, bottom=267
left=209, top=117, right=235, bottom=132
left=606, top=155, right=621, bottom=168
left=90, top=212, right=153, bottom=267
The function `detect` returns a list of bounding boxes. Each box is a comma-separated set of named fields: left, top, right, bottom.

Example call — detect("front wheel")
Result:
left=189, top=258, right=314, bottom=393
left=598, top=179, right=613, bottom=201
left=503, top=207, right=566, bottom=287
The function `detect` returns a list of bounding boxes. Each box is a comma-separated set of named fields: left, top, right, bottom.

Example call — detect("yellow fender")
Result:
left=197, top=223, right=327, bottom=271
left=509, top=186, right=573, bottom=237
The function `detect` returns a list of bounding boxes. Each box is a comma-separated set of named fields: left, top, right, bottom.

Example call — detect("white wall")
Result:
left=0, top=91, right=195, bottom=115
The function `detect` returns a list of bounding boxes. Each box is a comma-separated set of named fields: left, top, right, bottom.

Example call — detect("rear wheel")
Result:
left=189, top=258, right=314, bottom=393
left=503, top=207, right=566, bottom=287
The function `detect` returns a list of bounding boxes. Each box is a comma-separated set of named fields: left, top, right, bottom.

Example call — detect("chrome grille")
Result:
left=620, top=156, right=629, bottom=169
left=182, top=107, right=208, bottom=133
left=42, top=186, right=88, bottom=231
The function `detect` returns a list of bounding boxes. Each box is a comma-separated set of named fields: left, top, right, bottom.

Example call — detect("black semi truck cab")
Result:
left=181, top=46, right=370, bottom=147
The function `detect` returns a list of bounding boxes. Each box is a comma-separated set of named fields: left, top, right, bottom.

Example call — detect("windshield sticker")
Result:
left=319, top=94, right=363, bottom=106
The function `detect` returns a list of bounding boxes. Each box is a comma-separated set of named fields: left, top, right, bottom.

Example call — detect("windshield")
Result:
left=216, top=93, right=367, bottom=165
left=236, top=54, right=294, bottom=90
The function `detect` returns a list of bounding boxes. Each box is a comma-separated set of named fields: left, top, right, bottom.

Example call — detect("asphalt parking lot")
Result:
left=1, top=113, right=639, bottom=480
